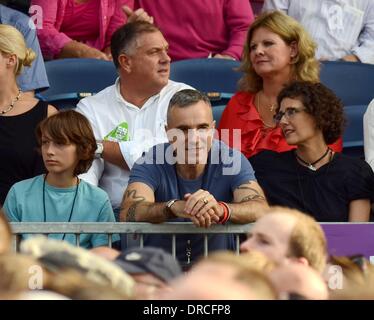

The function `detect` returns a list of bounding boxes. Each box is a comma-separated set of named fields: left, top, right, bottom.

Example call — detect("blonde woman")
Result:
left=218, top=11, right=342, bottom=158
left=0, top=25, right=57, bottom=205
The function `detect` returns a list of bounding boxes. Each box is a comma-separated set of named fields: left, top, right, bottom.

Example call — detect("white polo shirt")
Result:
left=76, top=78, right=192, bottom=209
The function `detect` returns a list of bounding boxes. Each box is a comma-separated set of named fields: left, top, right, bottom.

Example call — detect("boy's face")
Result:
left=41, top=133, right=79, bottom=176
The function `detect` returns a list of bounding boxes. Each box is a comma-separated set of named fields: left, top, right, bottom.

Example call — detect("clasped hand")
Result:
left=170, top=189, right=224, bottom=228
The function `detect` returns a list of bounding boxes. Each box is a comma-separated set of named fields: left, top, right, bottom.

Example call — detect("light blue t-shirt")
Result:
left=129, top=140, right=256, bottom=264
left=4, top=175, right=119, bottom=248
left=0, top=5, right=49, bottom=92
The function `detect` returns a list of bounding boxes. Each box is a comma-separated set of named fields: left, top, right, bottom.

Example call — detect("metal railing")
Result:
left=10, top=222, right=253, bottom=258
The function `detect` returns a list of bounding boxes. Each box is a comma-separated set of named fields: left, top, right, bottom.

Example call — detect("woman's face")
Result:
left=249, top=27, right=297, bottom=78
left=277, top=97, right=320, bottom=146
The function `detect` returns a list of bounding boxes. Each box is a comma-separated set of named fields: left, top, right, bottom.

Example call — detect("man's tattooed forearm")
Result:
left=236, top=181, right=266, bottom=203
left=123, top=189, right=145, bottom=222
left=239, top=194, right=266, bottom=203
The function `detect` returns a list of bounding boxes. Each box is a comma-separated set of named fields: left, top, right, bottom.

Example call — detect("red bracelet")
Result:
left=218, top=202, right=231, bottom=224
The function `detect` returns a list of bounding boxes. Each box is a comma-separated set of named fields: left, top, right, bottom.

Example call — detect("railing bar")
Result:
left=172, top=234, right=176, bottom=259
left=108, top=234, right=112, bottom=248
left=76, top=234, right=80, bottom=247
left=15, top=234, right=21, bottom=253
left=235, top=234, right=240, bottom=255
left=140, top=234, right=144, bottom=248
left=204, top=234, right=208, bottom=257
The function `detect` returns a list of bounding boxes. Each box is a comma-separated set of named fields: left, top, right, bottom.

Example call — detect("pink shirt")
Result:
left=32, top=0, right=130, bottom=59
left=129, top=0, right=254, bottom=61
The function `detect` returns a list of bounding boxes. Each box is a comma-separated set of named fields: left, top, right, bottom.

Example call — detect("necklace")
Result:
left=257, top=91, right=276, bottom=128
left=43, top=174, right=80, bottom=241
left=295, top=147, right=331, bottom=171
left=259, top=90, right=276, bottom=112
left=296, top=149, right=334, bottom=213
left=0, top=88, right=22, bottom=115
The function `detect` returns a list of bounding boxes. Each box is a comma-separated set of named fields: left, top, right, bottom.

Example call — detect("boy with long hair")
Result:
left=2, top=110, right=118, bottom=248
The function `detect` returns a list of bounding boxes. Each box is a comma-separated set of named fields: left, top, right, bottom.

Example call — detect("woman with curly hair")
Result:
left=250, top=81, right=374, bottom=222
left=218, top=10, right=342, bottom=158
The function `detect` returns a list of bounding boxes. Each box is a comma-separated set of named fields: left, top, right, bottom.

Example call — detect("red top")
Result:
left=217, top=91, right=343, bottom=158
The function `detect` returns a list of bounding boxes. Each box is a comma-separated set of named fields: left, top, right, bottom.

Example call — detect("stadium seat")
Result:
left=39, top=58, right=117, bottom=110
left=170, top=58, right=242, bottom=126
left=320, top=61, right=374, bottom=106
left=170, top=58, right=242, bottom=93
left=320, top=61, right=374, bottom=158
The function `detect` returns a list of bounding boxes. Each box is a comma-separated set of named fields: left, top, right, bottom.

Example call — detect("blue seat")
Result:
left=39, top=58, right=117, bottom=110
left=320, top=61, right=374, bottom=106
left=342, top=104, right=368, bottom=158
left=320, top=62, right=374, bottom=158
left=170, top=58, right=242, bottom=126
left=170, top=58, right=242, bottom=93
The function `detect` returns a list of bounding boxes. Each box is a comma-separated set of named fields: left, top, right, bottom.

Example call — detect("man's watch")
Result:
left=95, top=142, right=104, bottom=159
left=165, top=199, right=178, bottom=218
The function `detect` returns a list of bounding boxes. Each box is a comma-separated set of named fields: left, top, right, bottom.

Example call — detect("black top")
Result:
left=0, top=100, right=48, bottom=204
left=250, top=150, right=374, bottom=222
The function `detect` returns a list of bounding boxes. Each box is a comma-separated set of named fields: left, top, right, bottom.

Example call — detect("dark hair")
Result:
left=36, top=110, right=96, bottom=176
left=277, top=81, right=345, bottom=144
left=111, top=21, right=160, bottom=69
left=167, top=89, right=211, bottom=124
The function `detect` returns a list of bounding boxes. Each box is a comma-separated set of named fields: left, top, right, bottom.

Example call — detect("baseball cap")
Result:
left=114, top=247, right=182, bottom=283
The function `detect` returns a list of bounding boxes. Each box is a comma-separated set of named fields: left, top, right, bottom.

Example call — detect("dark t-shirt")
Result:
left=129, top=140, right=256, bottom=264
left=0, top=100, right=48, bottom=205
left=250, top=150, right=374, bottom=222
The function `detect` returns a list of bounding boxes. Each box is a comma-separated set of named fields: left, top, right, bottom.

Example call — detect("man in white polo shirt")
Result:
left=76, top=21, right=191, bottom=217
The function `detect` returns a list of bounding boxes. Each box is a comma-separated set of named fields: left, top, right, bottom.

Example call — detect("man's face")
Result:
left=240, top=213, right=296, bottom=265
left=166, top=101, right=215, bottom=165
left=125, top=31, right=171, bottom=94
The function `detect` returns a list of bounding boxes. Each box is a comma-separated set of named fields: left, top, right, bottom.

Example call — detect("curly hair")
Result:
left=239, top=10, right=319, bottom=93
left=36, top=110, right=97, bottom=176
left=277, top=81, right=346, bottom=145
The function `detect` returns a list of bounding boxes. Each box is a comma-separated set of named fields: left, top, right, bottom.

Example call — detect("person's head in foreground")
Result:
left=114, top=246, right=182, bottom=299
left=240, top=206, right=327, bottom=274
left=160, top=251, right=277, bottom=300
left=20, top=236, right=134, bottom=299
left=268, top=261, right=329, bottom=300
left=328, top=255, right=374, bottom=300
left=0, top=209, right=11, bottom=254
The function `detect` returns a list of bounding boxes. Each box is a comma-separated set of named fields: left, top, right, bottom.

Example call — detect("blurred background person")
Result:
left=123, top=0, right=254, bottom=61
left=31, top=0, right=130, bottom=60
left=262, top=1, right=374, bottom=64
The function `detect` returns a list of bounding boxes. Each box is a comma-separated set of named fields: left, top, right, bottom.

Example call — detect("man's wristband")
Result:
left=218, top=201, right=232, bottom=224
left=165, top=199, right=178, bottom=218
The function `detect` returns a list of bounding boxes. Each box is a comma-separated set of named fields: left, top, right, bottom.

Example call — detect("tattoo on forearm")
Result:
left=123, top=189, right=146, bottom=222
left=239, top=194, right=265, bottom=203
left=236, top=181, right=265, bottom=203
